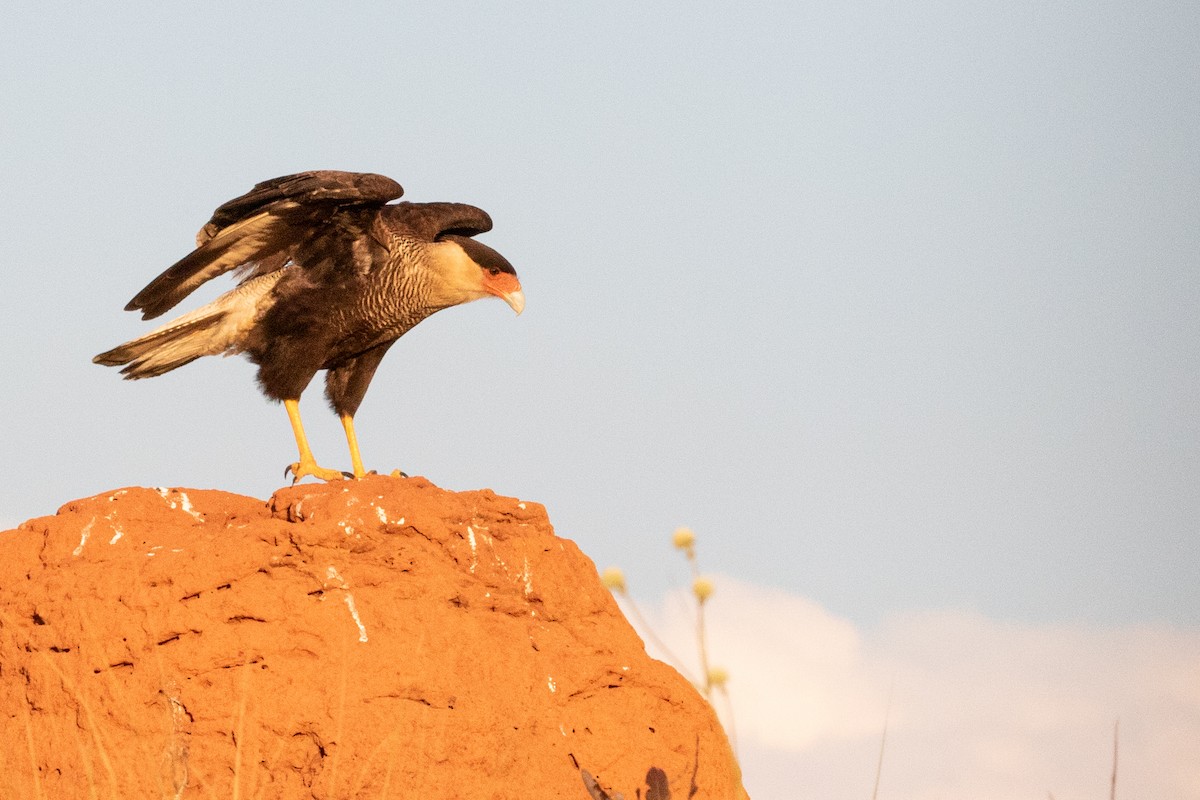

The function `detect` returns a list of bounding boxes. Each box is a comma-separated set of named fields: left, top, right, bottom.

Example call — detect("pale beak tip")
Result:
left=505, top=289, right=526, bottom=316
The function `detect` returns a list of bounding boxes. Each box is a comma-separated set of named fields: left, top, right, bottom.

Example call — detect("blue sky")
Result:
left=2, top=3, right=1197, bottom=796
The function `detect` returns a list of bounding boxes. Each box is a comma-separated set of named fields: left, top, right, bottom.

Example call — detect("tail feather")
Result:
left=97, top=269, right=287, bottom=380
left=94, top=313, right=228, bottom=379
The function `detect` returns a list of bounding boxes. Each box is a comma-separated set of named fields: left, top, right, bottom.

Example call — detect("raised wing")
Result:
left=378, top=201, right=493, bottom=241
left=126, top=171, right=404, bottom=320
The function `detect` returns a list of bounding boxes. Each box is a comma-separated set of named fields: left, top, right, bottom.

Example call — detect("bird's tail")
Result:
left=94, top=270, right=285, bottom=379
left=93, top=310, right=230, bottom=379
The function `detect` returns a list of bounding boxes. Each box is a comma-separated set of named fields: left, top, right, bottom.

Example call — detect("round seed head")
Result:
left=707, top=666, right=729, bottom=687
left=672, top=527, right=696, bottom=549
left=601, top=567, right=627, bottom=593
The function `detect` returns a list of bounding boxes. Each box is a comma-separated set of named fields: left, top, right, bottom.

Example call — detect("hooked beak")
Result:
left=480, top=268, right=524, bottom=315
left=502, top=288, right=525, bottom=315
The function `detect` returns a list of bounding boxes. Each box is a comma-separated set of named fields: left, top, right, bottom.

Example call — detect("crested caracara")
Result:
left=94, top=170, right=524, bottom=482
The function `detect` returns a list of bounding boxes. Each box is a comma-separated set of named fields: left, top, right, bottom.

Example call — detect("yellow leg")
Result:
left=340, top=414, right=367, bottom=479
left=283, top=399, right=345, bottom=483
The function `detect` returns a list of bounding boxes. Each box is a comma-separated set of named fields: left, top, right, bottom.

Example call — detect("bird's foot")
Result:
left=354, top=468, right=408, bottom=478
left=284, top=459, right=350, bottom=484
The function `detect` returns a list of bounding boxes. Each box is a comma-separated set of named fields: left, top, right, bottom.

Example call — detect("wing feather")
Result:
left=379, top=202, right=493, bottom=241
left=197, top=171, right=403, bottom=245
left=126, top=171, right=403, bottom=320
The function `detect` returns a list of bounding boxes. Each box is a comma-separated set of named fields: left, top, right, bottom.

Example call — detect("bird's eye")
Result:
left=488, top=267, right=501, bottom=276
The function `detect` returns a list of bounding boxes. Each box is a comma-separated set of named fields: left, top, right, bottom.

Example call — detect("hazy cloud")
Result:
left=624, top=577, right=1200, bottom=800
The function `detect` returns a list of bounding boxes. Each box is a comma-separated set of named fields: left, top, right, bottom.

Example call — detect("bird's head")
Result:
left=428, top=234, right=524, bottom=315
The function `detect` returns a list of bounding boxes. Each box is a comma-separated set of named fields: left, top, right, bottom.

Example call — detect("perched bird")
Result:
left=94, top=170, right=524, bottom=482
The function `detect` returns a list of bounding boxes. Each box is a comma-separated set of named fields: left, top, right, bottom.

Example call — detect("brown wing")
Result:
left=377, top=201, right=493, bottom=242
left=126, top=171, right=404, bottom=320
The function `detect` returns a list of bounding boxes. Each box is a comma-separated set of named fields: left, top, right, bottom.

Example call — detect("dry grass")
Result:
left=601, top=526, right=738, bottom=754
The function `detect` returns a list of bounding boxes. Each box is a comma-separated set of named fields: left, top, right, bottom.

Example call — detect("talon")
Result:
left=285, top=459, right=346, bottom=484
left=389, top=469, right=408, bottom=478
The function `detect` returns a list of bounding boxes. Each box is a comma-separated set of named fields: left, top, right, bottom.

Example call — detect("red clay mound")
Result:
left=0, top=475, right=746, bottom=799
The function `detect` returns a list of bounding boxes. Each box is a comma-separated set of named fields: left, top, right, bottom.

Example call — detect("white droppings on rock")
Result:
left=154, top=487, right=201, bottom=521
left=521, top=556, right=533, bottom=596
left=325, top=566, right=368, bottom=643
left=375, top=505, right=388, bottom=523
left=518, top=502, right=526, bottom=510
left=72, top=516, right=96, bottom=557
left=467, top=526, right=478, bottom=573
left=547, top=676, right=556, bottom=693
left=176, top=492, right=202, bottom=521
left=103, top=512, right=123, bottom=545
left=344, top=593, right=369, bottom=643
